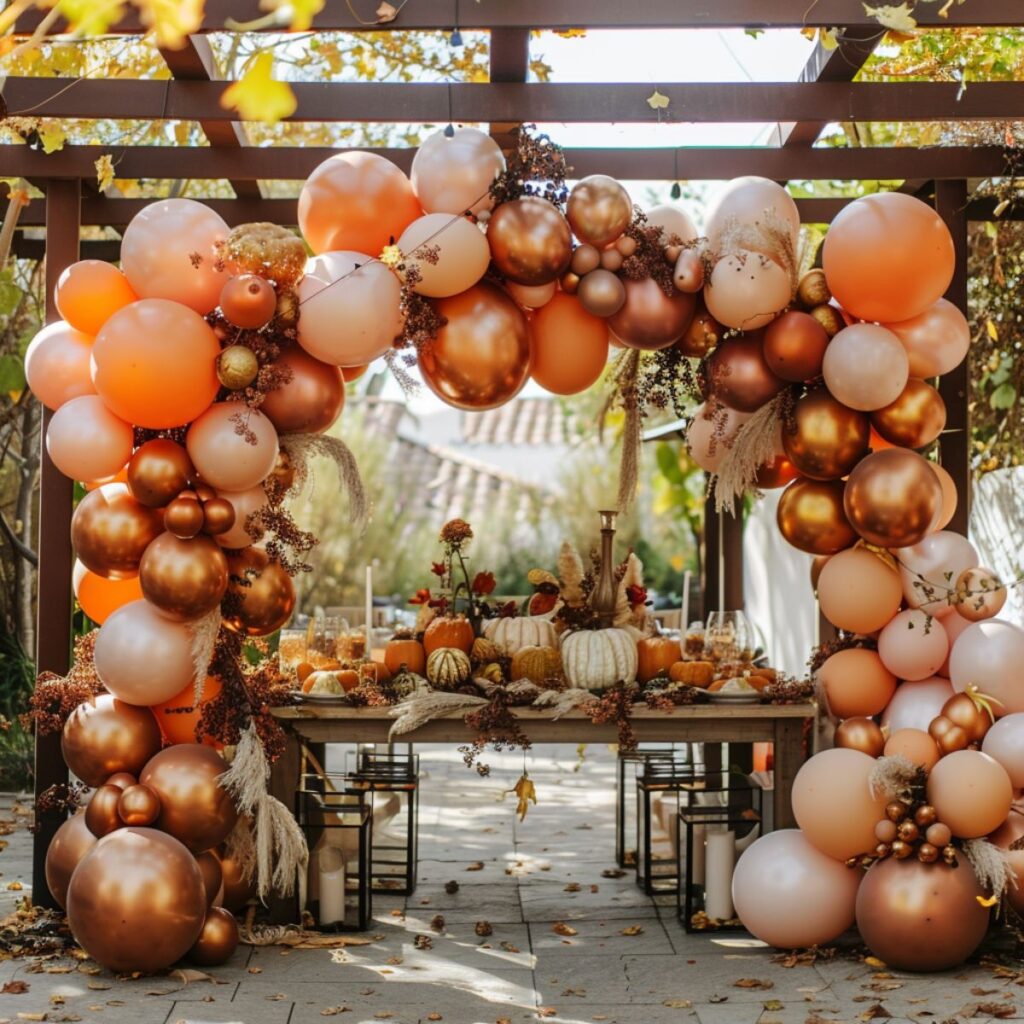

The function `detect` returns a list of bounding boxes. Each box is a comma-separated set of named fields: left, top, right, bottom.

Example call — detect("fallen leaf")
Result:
left=552, top=922, right=578, bottom=937
left=414, top=935, right=433, bottom=950
left=171, top=968, right=213, bottom=985
left=320, top=1009, right=351, bottom=1017
left=564, top=883, right=581, bottom=893
left=864, top=956, right=887, bottom=968
left=734, top=978, right=774, bottom=990
left=971, top=987, right=999, bottom=995
left=247, top=966, right=263, bottom=974
left=375, top=1, right=397, bottom=22
left=373, top=1014, right=392, bottom=1020
left=6, top=881, right=23, bottom=891
left=764, top=1000, right=784, bottom=1011
left=709, top=994, right=728, bottom=1003
left=474, top=921, right=493, bottom=937
left=538, top=1009, right=558, bottom=1018
left=465, top=862, right=484, bottom=872
left=499, top=941, right=520, bottom=953
left=620, top=925, right=644, bottom=936
left=444, top=880, right=460, bottom=894
left=17, top=1014, right=47, bottom=1021
left=858, top=1003, right=890, bottom=1020
left=2, top=981, right=28, bottom=994
left=385, top=956, right=403, bottom=966
left=662, top=999, right=692, bottom=1008
left=429, top=915, right=445, bottom=932
left=86, top=982, right=110, bottom=991
left=601, top=869, right=626, bottom=879
left=427, top=1016, right=442, bottom=1022
left=646, top=89, right=670, bottom=110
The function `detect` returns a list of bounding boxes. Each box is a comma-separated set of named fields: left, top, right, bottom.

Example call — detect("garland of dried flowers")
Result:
left=25, top=632, right=104, bottom=735
left=581, top=683, right=638, bottom=752
left=488, top=124, right=569, bottom=209
left=459, top=687, right=533, bottom=776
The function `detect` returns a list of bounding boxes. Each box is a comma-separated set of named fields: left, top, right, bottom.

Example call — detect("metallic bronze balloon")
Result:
left=140, top=532, right=229, bottom=621
left=216, top=344, right=260, bottom=391
left=266, top=450, right=295, bottom=497
left=85, top=783, right=124, bottom=838
left=843, top=448, right=943, bottom=548
left=202, top=497, right=236, bottom=537
left=777, top=478, right=857, bottom=555
left=990, top=810, right=1024, bottom=916
left=616, top=234, right=638, bottom=257
left=797, top=268, right=831, bottom=308
left=194, top=483, right=217, bottom=503
left=566, top=175, right=632, bottom=247
left=607, top=277, right=695, bottom=351
left=809, top=554, right=830, bottom=591
left=577, top=268, right=626, bottom=318
left=955, top=566, right=1007, bottom=622
left=72, top=485, right=164, bottom=579
left=560, top=271, right=580, bottom=295
left=62, top=695, right=163, bottom=788
left=218, top=845, right=256, bottom=911
left=117, top=783, right=162, bottom=827
left=809, top=303, right=844, bottom=338
left=755, top=454, right=799, bottom=490
left=599, top=248, right=623, bottom=272
left=941, top=692, right=991, bottom=743
left=763, top=311, right=830, bottom=382
left=870, top=379, right=947, bottom=449
left=260, top=345, right=345, bottom=435
left=487, top=196, right=573, bottom=286
left=127, top=440, right=195, bottom=509
left=420, top=283, right=531, bottom=411
left=67, top=827, right=206, bottom=973
left=855, top=856, right=989, bottom=971
left=105, top=772, right=137, bottom=790
left=45, top=812, right=97, bottom=909
left=164, top=496, right=205, bottom=539
left=140, top=745, right=238, bottom=853
left=571, top=244, right=601, bottom=276
left=676, top=302, right=721, bottom=358
left=705, top=333, right=786, bottom=413
left=187, top=906, right=239, bottom=966
left=196, top=850, right=223, bottom=908
left=223, top=546, right=296, bottom=637
left=783, top=390, right=870, bottom=480
left=834, top=718, right=886, bottom=757
left=928, top=714, right=969, bottom=755
left=220, top=274, right=276, bottom=330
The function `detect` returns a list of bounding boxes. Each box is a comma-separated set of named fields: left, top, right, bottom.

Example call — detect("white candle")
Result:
left=691, top=822, right=706, bottom=885
left=704, top=829, right=735, bottom=921
left=681, top=569, right=691, bottom=630
left=364, top=564, right=373, bottom=651
left=318, top=845, right=346, bottom=925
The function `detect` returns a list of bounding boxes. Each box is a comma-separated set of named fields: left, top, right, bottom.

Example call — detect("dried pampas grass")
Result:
left=388, top=691, right=488, bottom=739
left=280, top=432, right=369, bottom=531
left=710, top=394, right=785, bottom=514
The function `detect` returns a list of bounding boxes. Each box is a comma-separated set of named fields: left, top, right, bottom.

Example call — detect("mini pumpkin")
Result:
left=510, top=645, right=563, bottom=684
left=669, top=660, right=714, bottom=688
left=426, top=647, right=472, bottom=688
left=636, top=636, right=682, bottom=683
left=470, top=636, right=502, bottom=665
left=484, top=616, right=557, bottom=654
left=424, top=615, right=475, bottom=655
left=359, top=661, right=392, bottom=685
left=560, top=628, right=637, bottom=691
left=384, top=633, right=426, bottom=675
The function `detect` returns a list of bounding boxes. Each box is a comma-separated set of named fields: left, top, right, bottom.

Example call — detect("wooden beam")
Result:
left=488, top=28, right=530, bottom=149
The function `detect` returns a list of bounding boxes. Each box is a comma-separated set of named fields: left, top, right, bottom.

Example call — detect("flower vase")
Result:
left=592, top=510, right=618, bottom=628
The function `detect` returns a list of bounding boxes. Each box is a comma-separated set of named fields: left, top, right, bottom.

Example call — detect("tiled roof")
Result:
left=459, top=398, right=571, bottom=446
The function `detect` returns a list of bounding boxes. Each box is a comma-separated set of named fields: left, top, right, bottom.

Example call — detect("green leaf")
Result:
left=744, top=28, right=763, bottom=39
left=990, top=382, right=1017, bottom=410
left=655, top=441, right=684, bottom=485
left=0, top=354, right=26, bottom=393
left=0, top=281, right=22, bottom=317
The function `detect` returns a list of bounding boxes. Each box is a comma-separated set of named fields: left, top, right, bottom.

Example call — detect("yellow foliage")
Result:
left=260, top=0, right=325, bottom=32
left=94, top=153, right=114, bottom=192
left=220, top=52, right=298, bottom=126
left=135, top=0, right=204, bottom=49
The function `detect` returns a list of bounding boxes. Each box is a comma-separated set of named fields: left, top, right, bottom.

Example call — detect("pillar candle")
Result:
left=681, top=569, right=691, bottom=629
left=704, top=829, right=735, bottom=921
left=318, top=845, right=346, bottom=925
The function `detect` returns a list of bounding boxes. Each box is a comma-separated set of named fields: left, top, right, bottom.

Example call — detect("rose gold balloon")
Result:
left=870, top=379, right=946, bottom=449
left=928, top=749, right=1013, bottom=839
left=616, top=234, right=637, bottom=257
left=817, top=546, right=903, bottom=634
left=705, top=333, right=786, bottom=413
left=992, top=810, right=1024, bottom=916
left=930, top=462, right=958, bottom=533
left=410, top=126, right=505, bottom=217
left=647, top=204, right=698, bottom=245
left=881, top=676, right=956, bottom=734
left=164, top=496, right=205, bottom=540
left=763, top=311, right=830, bottom=382
left=887, top=297, right=970, bottom=378
left=420, top=283, right=531, bottom=411
left=897, top=530, right=978, bottom=617
left=703, top=251, right=792, bottom=331
left=571, top=244, right=601, bottom=277
left=220, top=274, right=276, bottom=329
left=187, top=403, right=280, bottom=493
left=188, top=906, right=240, bottom=967
left=214, top=486, right=268, bottom=549
left=398, top=212, right=491, bottom=298
left=676, top=302, right=721, bottom=358
left=706, top=176, right=800, bottom=252
left=45, top=812, right=97, bottom=910
left=223, top=547, right=296, bottom=637
left=834, top=717, right=885, bottom=757
left=218, top=845, right=256, bottom=911
left=577, top=268, right=626, bottom=318
left=673, top=249, right=704, bottom=293
left=878, top=608, right=949, bottom=681
left=560, top=271, right=580, bottom=295
left=62, top=695, right=163, bottom=788
left=955, top=566, right=1007, bottom=622
left=843, top=448, right=943, bottom=548
left=67, top=827, right=206, bottom=973
left=810, top=554, right=830, bottom=591
left=117, top=783, right=162, bottom=827
left=855, top=856, right=988, bottom=971
left=72, top=483, right=164, bottom=580
left=783, top=391, right=869, bottom=481
left=201, top=497, right=236, bottom=537
left=24, top=320, right=96, bottom=411
left=822, top=323, right=909, bottom=412
left=85, top=783, right=124, bottom=838
left=46, top=395, right=134, bottom=483
left=566, top=175, right=632, bottom=247
left=127, top=440, right=195, bottom=509
left=487, top=197, right=573, bottom=286
left=105, top=772, right=137, bottom=790
left=884, top=728, right=941, bottom=771
left=608, top=277, right=695, bottom=351
left=196, top=850, right=223, bottom=908
left=140, top=745, right=238, bottom=853
left=260, top=346, right=344, bottom=435
left=777, top=478, right=856, bottom=555
left=140, top=532, right=229, bottom=621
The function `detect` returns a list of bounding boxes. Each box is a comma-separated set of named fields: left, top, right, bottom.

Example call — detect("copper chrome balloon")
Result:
left=62, top=694, right=163, bottom=788
left=763, top=310, right=830, bottom=382
left=44, top=812, right=97, bottom=910
left=260, top=345, right=345, bottom=435
left=577, top=268, right=626, bottom=318
left=84, top=783, right=124, bottom=838
left=776, top=478, right=857, bottom=555
left=566, top=175, right=632, bottom=248
left=676, top=302, right=721, bottom=358
left=127, top=439, right=195, bottom=509
left=139, top=532, right=229, bottom=621
left=783, top=390, right=870, bottom=481
left=117, top=783, right=162, bottom=827
left=201, top=497, right=237, bottom=537
left=164, top=496, right=205, bottom=539
left=705, top=333, right=786, bottom=413
left=218, top=844, right=257, bottom=911
left=71, top=486, right=164, bottom=579
left=607, top=277, right=695, bottom=351
left=196, top=850, right=224, bottom=907
left=223, top=546, right=297, bottom=637
left=487, top=196, right=573, bottom=286
left=870, top=378, right=947, bottom=449
left=834, top=717, right=885, bottom=758
left=187, top=906, right=240, bottom=966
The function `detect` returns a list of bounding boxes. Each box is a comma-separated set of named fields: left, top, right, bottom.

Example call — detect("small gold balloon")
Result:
left=487, top=196, right=573, bottom=286
left=809, top=303, right=845, bottom=338
left=560, top=271, right=580, bottom=295
left=202, top=497, right=237, bottom=537
left=897, top=820, right=920, bottom=843
left=223, top=546, right=296, bottom=637
left=914, top=805, right=938, bottom=828
left=275, top=288, right=299, bottom=327
left=84, top=784, right=124, bottom=838
left=886, top=802, right=906, bottom=823
left=577, top=268, right=626, bottom=318
left=117, top=783, right=161, bottom=827
left=127, top=440, right=195, bottom=509
left=797, top=268, right=831, bottom=308
left=676, top=302, right=721, bottom=358
left=834, top=717, right=885, bottom=758
left=776, top=478, right=856, bottom=555
left=917, top=842, right=939, bottom=863
left=783, top=389, right=870, bottom=481
left=105, top=772, right=137, bottom=791
left=164, top=496, right=205, bottom=540
left=890, top=839, right=912, bottom=860
left=187, top=906, right=239, bottom=967
left=570, top=244, right=601, bottom=276
left=941, top=691, right=991, bottom=743
left=566, top=174, right=632, bottom=247
left=217, top=345, right=260, bottom=391
left=266, top=450, right=295, bottom=498
left=870, top=379, right=947, bottom=449
left=616, top=234, right=638, bottom=257
left=928, top=714, right=970, bottom=755
left=140, top=532, right=229, bottom=621
left=194, top=483, right=217, bottom=503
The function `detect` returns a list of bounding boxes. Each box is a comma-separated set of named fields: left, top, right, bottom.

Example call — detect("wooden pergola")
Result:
left=7, top=0, right=1021, bottom=906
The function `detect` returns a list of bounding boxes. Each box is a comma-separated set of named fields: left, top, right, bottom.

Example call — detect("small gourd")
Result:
left=510, top=645, right=563, bottom=684
left=426, top=646, right=472, bottom=689
left=484, top=616, right=558, bottom=655
left=560, top=628, right=637, bottom=691
left=470, top=636, right=502, bottom=665
left=479, top=662, right=504, bottom=684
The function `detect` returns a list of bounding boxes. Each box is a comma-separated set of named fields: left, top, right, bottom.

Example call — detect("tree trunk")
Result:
left=14, top=398, right=39, bottom=657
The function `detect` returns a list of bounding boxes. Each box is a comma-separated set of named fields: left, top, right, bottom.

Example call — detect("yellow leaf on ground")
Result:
left=94, top=153, right=115, bottom=191
left=221, top=52, right=298, bottom=125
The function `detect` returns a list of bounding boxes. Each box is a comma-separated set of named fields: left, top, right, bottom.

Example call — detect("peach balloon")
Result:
left=982, top=714, right=1024, bottom=789
left=214, top=486, right=268, bottom=549
left=896, top=530, right=979, bottom=617
left=410, top=127, right=505, bottom=217
left=819, top=647, right=897, bottom=719
left=187, top=403, right=279, bottom=493
left=297, top=252, right=404, bottom=366
left=685, top=401, right=751, bottom=474
left=93, top=599, right=198, bottom=706
left=938, top=607, right=972, bottom=676
left=930, top=462, right=958, bottom=532
left=886, top=298, right=970, bottom=378
left=91, top=299, right=221, bottom=430
left=530, top=292, right=609, bottom=395
left=816, top=547, right=903, bottom=634
left=821, top=324, right=909, bottom=412
left=949, top=619, right=1024, bottom=716
left=988, top=810, right=1024, bottom=917
left=56, top=261, right=138, bottom=336
left=46, top=395, right=134, bottom=483
left=152, top=676, right=224, bottom=747
left=398, top=213, right=490, bottom=297
left=878, top=608, right=949, bottom=681
left=120, top=199, right=229, bottom=315
left=24, top=321, right=96, bottom=410
left=703, top=251, right=791, bottom=331
left=884, top=728, right=941, bottom=771
left=881, top=676, right=955, bottom=734
left=260, top=346, right=344, bottom=435
left=792, top=748, right=888, bottom=861
left=822, top=191, right=954, bottom=323
left=299, top=151, right=421, bottom=256
left=927, top=749, right=1013, bottom=839
left=706, top=177, right=800, bottom=253
left=645, top=204, right=698, bottom=244
left=73, top=560, right=144, bottom=624
left=507, top=281, right=556, bottom=309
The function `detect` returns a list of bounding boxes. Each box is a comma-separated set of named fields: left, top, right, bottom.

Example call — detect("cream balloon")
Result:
left=703, top=251, right=791, bottom=331
left=685, top=402, right=751, bottom=473
left=214, top=486, right=268, bottom=549
left=398, top=213, right=490, bottom=298
left=886, top=298, right=970, bottom=378
left=821, top=324, right=909, bottom=412
left=896, top=530, right=979, bottom=618
left=877, top=609, right=950, bottom=682
left=646, top=204, right=699, bottom=244
left=24, top=321, right=96, bottom=410
left=410, top=127, right=506, bottom=217
left=706, top=177, right=800, bottom=253
left=186, top=404, right=279, bottom=493
left=46, top=396, right=134, bottom=483
left=881, top=676, right=955, bottom=734
left=938, top=608, right=972, bottom=677
left=949, top=619, right=1024, bottom=716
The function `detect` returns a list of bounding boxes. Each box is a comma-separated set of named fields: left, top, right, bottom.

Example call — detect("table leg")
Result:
left=267, top=724, right=302, bottom=924
left=772, top=718, right=807, bottom=830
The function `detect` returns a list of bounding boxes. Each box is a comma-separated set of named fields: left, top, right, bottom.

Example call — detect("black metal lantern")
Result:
left=616, top=747, right=677, bottom=869
left=635, top=755, right=699, bottom=894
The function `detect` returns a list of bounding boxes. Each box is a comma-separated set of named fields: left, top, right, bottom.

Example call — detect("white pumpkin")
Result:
left=483, top=616, right=558, bottom=655
left=559, top=628, right=638, bottom=691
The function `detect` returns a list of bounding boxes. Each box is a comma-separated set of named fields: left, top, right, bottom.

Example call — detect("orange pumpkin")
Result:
left=359, top=661, right=392, bottom=685
left=336, top=669, right=361, bottom=692
left=669, top=660, right=714, bottom=687
left=384, top=636, right=425, bottom=675
left=424, top=615, right=475, bottom=655
left=636, top=636, right=682, bottom=683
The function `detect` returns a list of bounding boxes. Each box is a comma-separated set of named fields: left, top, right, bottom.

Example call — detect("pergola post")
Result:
left=32, top=179, right=80, bottom=908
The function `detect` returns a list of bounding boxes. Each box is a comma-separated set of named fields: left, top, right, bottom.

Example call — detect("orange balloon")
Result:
left=530, top=292, right=609, bottom=395
left=884, top=728, right=941, bottom=771
left=299, top=152, right=422, bottom=257
left=56, top=261, right=138, bottom=336
left=73, top=560, right=144, bottom=624
left=84, top=466, right=129, bottom=491
left=342, top=364, right=367, bottom=382
left=822, top=192, right=955, bottom=323
left=927, top=749, right=1013, bottom=839
left=92, top=299, right=221, bottom=430
left=24, top=320, right=96, bottom=410
left=151, top=676, right=224, bottom=747
left=816, top=547, right=903, bottom=635
left=819, top=647, right=897, bottom=719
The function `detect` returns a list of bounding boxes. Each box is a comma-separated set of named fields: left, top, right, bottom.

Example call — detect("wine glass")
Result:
left=702, top=610, right=757, bottom=664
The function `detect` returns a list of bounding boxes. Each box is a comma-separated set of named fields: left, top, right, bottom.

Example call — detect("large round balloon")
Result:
left=71, top=483, right=163, bottom=579
left=949, top=619, right=1024, bottom=716
left=24, top=320, right=96, bottom=410
left=487, top=197, right=573, bottom=286
left=927, top=749, right=1013, bottom=838
left=732, top=830, right=859, bottom=949
left=186, top=403, right=280, bottom=493
left=816, top=547, right=902, bottom=634
left=566, top=175, right=633, bottom=248
left=989, top=810, right=1024, bottom=918
left=297, top=251, right=404, bottom=366
left=410, top=126, right=505, bottom=217
left=819, top=647, right=896, bottom=719
left=398, top=213, right=491, bottom=298
left=870, top=379, right=946, bottom=450
left=763, top=310, right=830, bottom=383
left=152, top=676, right=223, bottom=747
left=843, top=448, right=943, bottom=548
left=299, top=151, right=422, bottom=256
left=260, top=346, right=344, bottom=435
left=822, top=192, right=954, bottom=323
left=140, top=532, right=229, bottom=621
left=55, top=260, right=138, bottom=336
left=896, top=530, right=978, bottom=618
left=703, top=251, right=791, bottom=331
left=685, top=401, right=751, bottom=474
left=120, top=199, right=229, bottom=315
left=855, top=856, right=988, bottom=972
left=792, top=748, right=887, bottom=861
left=91, top=298, right=221, bottom=429
left=982, top=713, right=1024, bottom=789
left=776, top=478, right=856, bottom=555
left=821, top=324, right=909, bottom=413
left=782, top=390, right=869, bottom=481
left=938, top=608, right=972, bottom=676
left=72, top=560, right=143, bottom=624
left=223, top=546, right=296, bottom=637
left=704, top=333, right=785, bottom=413
left=607, top=277, right=695, bottom=350
left=67, top=827, right=206, bottom=973
left=530, top=292, right=609, bottom=395
left=93, top=599, right=197, bottom=706
left=140, top=744, right=238, bottom=853
left=62, top=694, right=162, bottom=787
left=127, top=439, right=195, bottom=509
left=881, top=676, right=955, bottom=734
left=214, top=486, right=268, bottom=549
left=877, top=608, right=949, bottom=681
left=45, top=811, right=97, bottom=909
left=419, top=282, right=531, bottom=411
left=705, top=176, right=800, bottom=254
left=46, top=395, right=133, bottom=483
left=886, top=298, right=970, bottom=378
